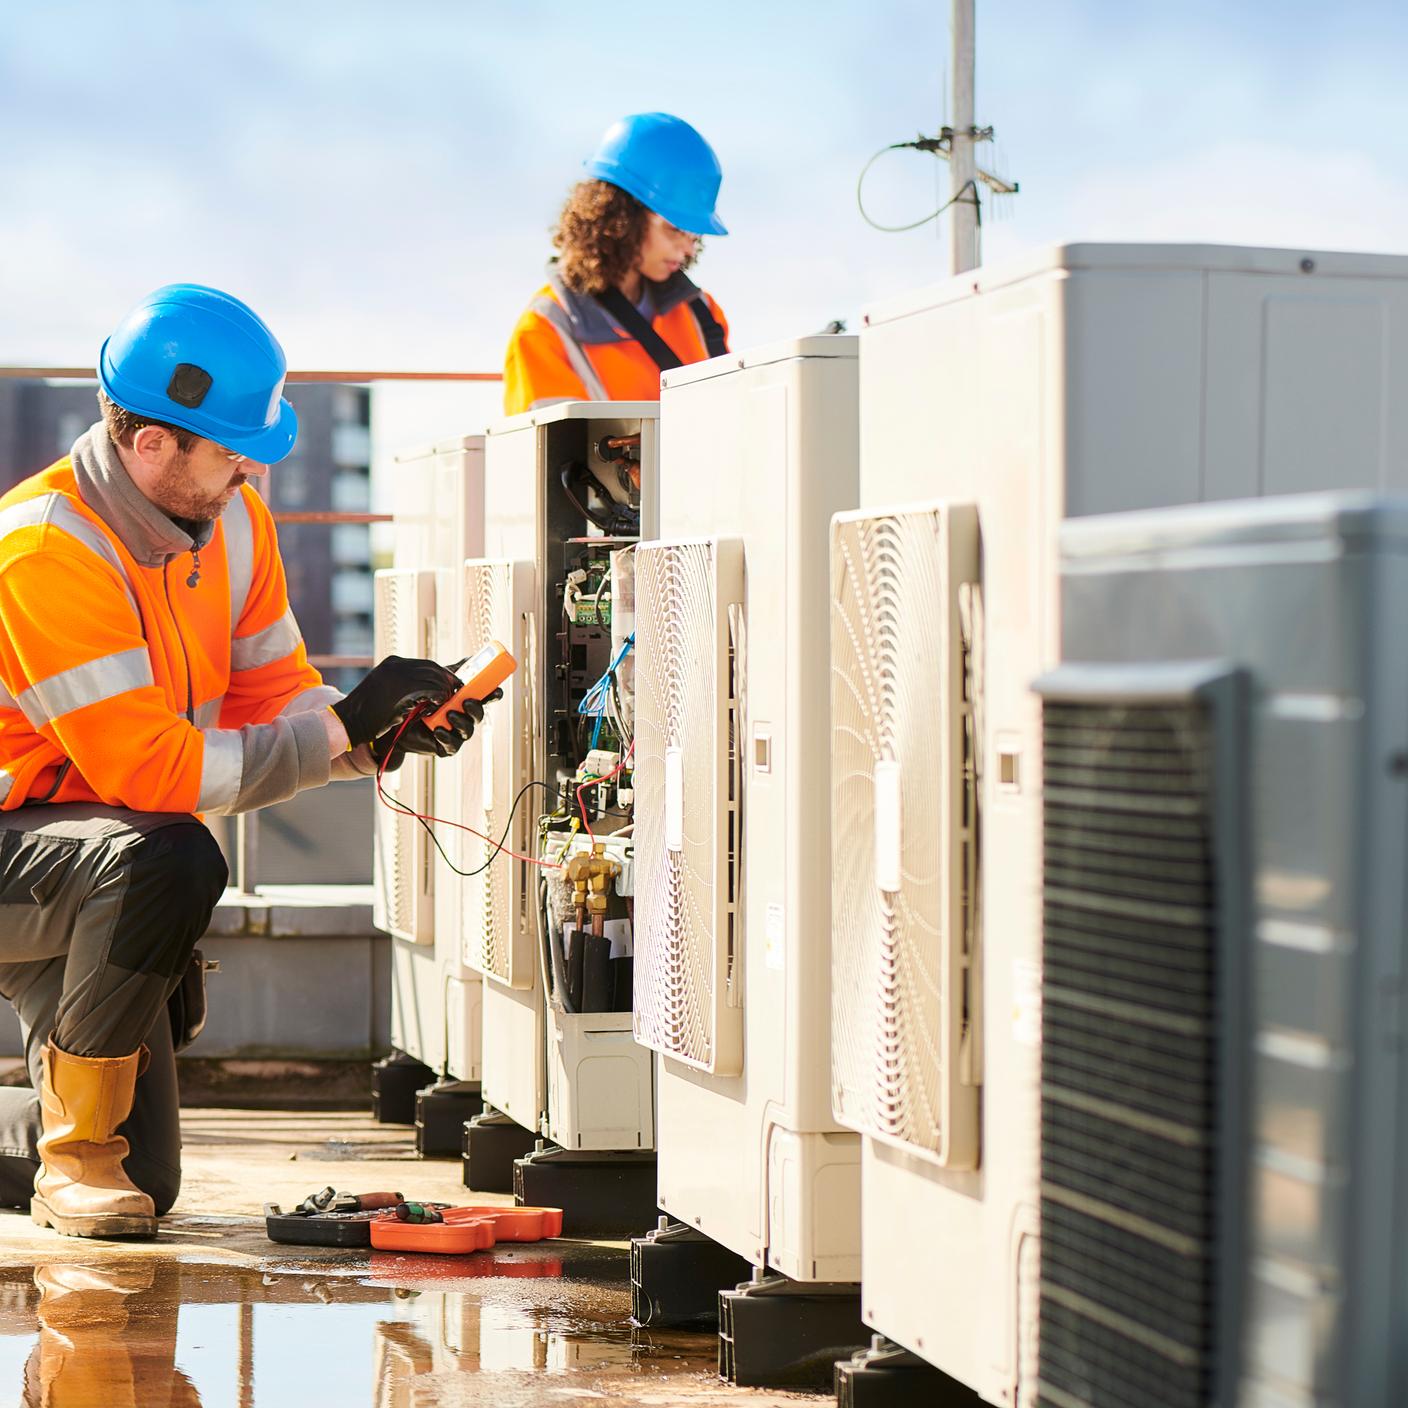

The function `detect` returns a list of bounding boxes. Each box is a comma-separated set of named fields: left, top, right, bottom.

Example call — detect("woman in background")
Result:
left=503, top=112, right=730, bottom=414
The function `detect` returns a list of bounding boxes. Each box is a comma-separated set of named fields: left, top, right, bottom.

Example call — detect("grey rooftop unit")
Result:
left=1036, top=492, right=1408, bottom=1408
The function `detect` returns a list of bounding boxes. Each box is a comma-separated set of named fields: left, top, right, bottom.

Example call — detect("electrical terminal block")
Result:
left=565, top=558, right=613, bottom=626
left=572, top=749, right=623, bottom=820
left=583, top=748, right=620, bottom=779
left=575, top=601, right=611, bottom=627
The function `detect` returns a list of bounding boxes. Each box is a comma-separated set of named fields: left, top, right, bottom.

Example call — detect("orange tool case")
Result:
left=366, top=1204, right=563, bottom=1254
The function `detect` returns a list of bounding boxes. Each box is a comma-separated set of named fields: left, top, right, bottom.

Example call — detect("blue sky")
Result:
left=4, top=0, right=1406, bottom=373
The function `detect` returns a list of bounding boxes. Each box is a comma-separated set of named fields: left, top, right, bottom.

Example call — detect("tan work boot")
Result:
left=31, top=1042, right=158, bottom=1238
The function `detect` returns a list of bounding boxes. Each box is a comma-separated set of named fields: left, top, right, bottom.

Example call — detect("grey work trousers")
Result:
left=0, top=805, right=228, bottom=1214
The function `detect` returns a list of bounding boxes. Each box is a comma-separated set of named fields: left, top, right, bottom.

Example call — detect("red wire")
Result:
left=575, top=740, right=636, bottom=841
left=374, top=707, right=564, bottom=873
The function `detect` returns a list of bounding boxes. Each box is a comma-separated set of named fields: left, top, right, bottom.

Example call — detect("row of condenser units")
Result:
left=372, top=242, right=1408, bottom=1408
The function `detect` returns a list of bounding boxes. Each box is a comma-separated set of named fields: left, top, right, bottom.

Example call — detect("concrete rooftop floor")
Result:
left=0, top=1109, right=822, bottom=1407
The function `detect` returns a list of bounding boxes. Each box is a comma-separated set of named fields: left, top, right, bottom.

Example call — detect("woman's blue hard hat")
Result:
left=585, top=113, right=728, bottom=237
left=98, top=284, right=298, bottom=463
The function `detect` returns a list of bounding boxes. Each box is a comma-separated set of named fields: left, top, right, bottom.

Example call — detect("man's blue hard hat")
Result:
left=98, top=284, right=298, bottom=463
left=585, top=113, right=728, bottom=237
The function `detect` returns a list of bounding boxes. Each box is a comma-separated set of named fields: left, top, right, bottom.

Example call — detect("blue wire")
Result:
left=577, top=633, right=635, bottom=719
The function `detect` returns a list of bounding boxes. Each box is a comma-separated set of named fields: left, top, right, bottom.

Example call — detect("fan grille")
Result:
left=829, top=506, right=978, bottom=1164
left=373, top=570, right=431, bottom=944
left=461, top=562, right=510, bottom=980
left=633, top=541, right=740, bottom=1073
left=1037, top=697, right=1221, bottom=1408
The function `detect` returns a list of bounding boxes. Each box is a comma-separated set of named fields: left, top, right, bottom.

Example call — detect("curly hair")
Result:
left=553, top=180, right=698, bottom=296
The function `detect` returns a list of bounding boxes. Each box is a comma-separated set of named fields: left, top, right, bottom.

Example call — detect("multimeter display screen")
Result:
left=460, top=643, right=500, bottom=679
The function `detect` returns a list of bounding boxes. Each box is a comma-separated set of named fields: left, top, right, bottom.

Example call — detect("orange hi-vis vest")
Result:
left=0, top=426, right=349, bottom=815
left=502, top=266, right=729, bottom=414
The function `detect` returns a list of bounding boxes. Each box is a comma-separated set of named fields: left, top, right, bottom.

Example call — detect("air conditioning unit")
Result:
left=378, top=436, right=484, bottom=1078
left=839, top=243, right=1408, bottom=1405
left=477, top=403, right=659, bottom=1145
left=372, top=567, right=436, bottom=948
left=635, top=336, right=859, bottom=1280
left=1036, top=492, right=1407, bottom=1408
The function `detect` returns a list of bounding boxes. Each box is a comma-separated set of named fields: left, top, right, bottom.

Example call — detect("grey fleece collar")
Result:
left=546, top=263, right=705, bottom=346
left=70, top=423, right=215, bottom=569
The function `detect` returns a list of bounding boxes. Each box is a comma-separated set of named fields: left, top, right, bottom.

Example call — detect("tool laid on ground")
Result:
left=368, top=1203, right=565, bottom=1254
left=264, top=1188, right=414, bottom=1248
left=298, top=1186, right=403, bottom=1216
left=455, top=1204, right=565, bottom=1242
left=264, top=1188, right=565, bottom=1254
left=393, top=1201, right=444, bottom=1223
left=371, top=1207, right=497, bottom=1254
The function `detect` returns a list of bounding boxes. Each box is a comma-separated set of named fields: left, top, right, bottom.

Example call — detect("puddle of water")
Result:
left=0, top=1252, right=741, bottom=1407
left=293, top=1136, right=417, bottom=1161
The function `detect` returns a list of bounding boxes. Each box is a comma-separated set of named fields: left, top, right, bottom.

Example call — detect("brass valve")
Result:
left=565, top=843, right=621, bottom=935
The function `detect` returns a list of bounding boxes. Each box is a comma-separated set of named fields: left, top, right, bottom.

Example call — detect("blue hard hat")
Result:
left=98, top=284, right=298, bottom=463
left=585, top=113, right=728, bottom=237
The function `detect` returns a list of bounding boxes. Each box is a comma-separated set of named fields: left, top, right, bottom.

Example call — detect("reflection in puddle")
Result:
left=0, top=1253, right=720, bottom=1407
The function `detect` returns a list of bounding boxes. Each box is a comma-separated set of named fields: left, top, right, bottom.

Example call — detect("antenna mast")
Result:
left=855, top=0, right=1017, bottom=259
left=951, top=0, right=979, bottom=273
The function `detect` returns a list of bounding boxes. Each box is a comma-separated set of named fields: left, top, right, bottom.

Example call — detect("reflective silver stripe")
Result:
left=0, top=680, right=18, bottom=712
left=195, top=697, right=223, bottom=729
left=17, top=647, right=153, bottom=728
left=0, top=771, right=13, bottom=805
left=0, top=493, right=140, bottom=618
left=280, top=684, right=341, bottom=716
left=530, top=296, right=610, bottom=400
left=223, top=490, right=255, bottom=637
left=231, top=607, right=302, bottom=672
left=197, top=728, right=244, bottom=813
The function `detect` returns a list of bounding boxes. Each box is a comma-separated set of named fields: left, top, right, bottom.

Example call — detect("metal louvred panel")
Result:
left=828, top=503, right=981, bottom=1168
left=460, top=559, right=536, bottom=988
left=1034, top=670, right=1242, bottom=1408
left=633, top=537, right=744, bottom=1075
left=372, top=568, right=435, bottom=945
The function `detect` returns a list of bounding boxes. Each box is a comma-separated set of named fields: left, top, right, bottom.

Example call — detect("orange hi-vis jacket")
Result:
left=0, top=425, right=368, bottom=815
left=502, top=266, right=729, bottom=414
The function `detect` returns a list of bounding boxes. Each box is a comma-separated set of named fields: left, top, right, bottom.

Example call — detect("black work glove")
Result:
left=370, top=688, right=503, bottom=772
left=331, top=655, right=461, bottom=749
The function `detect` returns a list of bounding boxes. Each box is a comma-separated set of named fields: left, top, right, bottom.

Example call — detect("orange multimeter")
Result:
left=424, top=640, right=516, bottom=731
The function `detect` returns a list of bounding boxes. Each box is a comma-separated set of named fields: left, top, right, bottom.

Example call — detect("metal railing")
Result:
left=0, top=366, right=503, bottom=894
left=0, top=368, right=501, bottom=383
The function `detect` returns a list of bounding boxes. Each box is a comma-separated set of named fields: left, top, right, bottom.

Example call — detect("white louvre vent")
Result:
left=372, top=568, right=436, bottom=945
left=460, top=559, right=536, bottom=988
left=634, top=538, right=744, bottom=1075
left=829, top=503, right=980, bottom=1167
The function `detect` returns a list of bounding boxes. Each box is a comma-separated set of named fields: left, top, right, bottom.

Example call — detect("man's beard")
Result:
left=151, top=453, right=247, bottom=523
